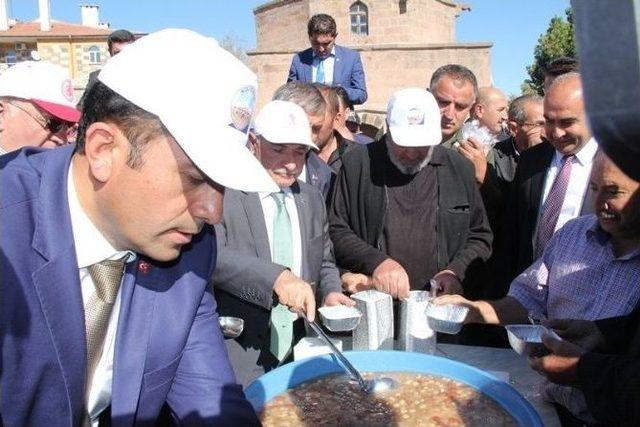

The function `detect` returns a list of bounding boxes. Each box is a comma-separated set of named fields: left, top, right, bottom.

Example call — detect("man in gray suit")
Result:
left=213, top=100, right=354, bottom=385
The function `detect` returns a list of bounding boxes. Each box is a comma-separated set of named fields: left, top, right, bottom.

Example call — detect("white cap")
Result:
left=253, top=100, right=317, bottom=149
left=387, top=87, right=441, bottom=147
left=0, top=60, right=80, bottom=122
left=98, top=28, right=278, bottom=193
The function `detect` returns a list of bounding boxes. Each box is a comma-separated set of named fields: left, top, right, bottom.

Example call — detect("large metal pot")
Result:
left=245, top=350, right=543, bottom=426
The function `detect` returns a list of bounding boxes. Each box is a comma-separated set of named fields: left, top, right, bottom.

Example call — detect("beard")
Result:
left=386, top=140, right=433, bottom=175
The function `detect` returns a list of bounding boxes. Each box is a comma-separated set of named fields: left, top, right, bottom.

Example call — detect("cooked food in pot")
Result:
left=259, top=372, right=517, bottom=426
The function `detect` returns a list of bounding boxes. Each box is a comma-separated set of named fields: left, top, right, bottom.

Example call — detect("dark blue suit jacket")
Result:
left=0, top=146, right=259, bottom=426
left=287, top=45, right=368, bottom=105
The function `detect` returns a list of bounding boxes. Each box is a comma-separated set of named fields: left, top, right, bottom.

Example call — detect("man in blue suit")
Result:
left=288, top=13, right=367, bottom=106
left=0, top=29, right=278, bottom=426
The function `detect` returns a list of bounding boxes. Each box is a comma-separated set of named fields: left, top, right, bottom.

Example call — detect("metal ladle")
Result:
left=304, top=316, right=396, bottom=394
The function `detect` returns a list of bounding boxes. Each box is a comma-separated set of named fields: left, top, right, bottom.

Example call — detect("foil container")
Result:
left=425, top=302, right=469, bottom=334
left=352, top=290, right=394, bottom=350
left=318, top=305, right=362, bottom=332
left=398, top=291, right=436, bottom=354
left=505, top=325, right=562, bottom=357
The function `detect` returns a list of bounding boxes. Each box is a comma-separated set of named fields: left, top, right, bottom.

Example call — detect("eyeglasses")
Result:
left=521, top=121, right=546, bottom=130
left=7, top=100, right=72, bottom=134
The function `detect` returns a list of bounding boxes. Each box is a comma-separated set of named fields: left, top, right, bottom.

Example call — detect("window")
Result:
left=349, top=2, right=368, bottom=35
left=6, top=50, right=17, bottom=67
left=88, top=45, right=101, bottom=64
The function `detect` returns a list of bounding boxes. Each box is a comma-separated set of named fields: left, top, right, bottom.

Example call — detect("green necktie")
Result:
left=269, top=192, right=297, bottom=361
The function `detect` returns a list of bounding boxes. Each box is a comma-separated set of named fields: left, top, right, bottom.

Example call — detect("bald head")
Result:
left=471, top=86, right=508, bottom=135
left=544, top=72, right=591, bottom=155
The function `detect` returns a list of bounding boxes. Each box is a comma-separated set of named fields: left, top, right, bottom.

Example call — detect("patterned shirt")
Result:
left=508, top=215, right=640, bottom=320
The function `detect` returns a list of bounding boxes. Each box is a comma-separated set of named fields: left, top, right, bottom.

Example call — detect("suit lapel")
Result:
left=332, top=45, right=342, bottom=84
left=293, top=184, right=310, bottom=279
left=302, top=48, right=313, bottom=82
left=531, top=144, right=555, bottom=214
left=111, top=261, right=156, bottom=427
left=31, top=145, right=87, bottom=423
left=241, top=192, right=272, bottom=260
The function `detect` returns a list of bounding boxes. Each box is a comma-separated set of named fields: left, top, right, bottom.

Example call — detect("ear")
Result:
left=472, top=103, right=484, bottom=119
left=247, top=132, right=260, bottom=156
left=507, top=120, right=518, bottom=137
left=83, top=122, right=126, bottom=183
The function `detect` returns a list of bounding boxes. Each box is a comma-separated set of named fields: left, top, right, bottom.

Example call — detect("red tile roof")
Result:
left=0, top=20, right=113, bottom=38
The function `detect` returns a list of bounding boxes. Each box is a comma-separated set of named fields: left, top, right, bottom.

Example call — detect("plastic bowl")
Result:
left=425, top=302, right=469, bottom=334
left=505, top=325, right=562, bottom=357
left=318, top=305, right=362, bottom=332
left=245, top=351, right=543, bottom=427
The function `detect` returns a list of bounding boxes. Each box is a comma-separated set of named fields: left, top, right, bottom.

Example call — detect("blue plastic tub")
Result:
left=245, top=350, right=543, bottom=426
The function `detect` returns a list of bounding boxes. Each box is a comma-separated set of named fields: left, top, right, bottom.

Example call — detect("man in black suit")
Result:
left=78, top=29, right=135, bottom=110
left=510, top=72, right=597, bottom=277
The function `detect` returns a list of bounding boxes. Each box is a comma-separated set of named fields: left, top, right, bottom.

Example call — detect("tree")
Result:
left=521, top=8, right=576, bottom=95
left=219, top=34, right=249, bottom=66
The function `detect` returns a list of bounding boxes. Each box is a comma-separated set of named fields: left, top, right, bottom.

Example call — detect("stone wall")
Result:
left=249, top=43, right=492, bottom=112
left=253, top=0, right=463, bottom=53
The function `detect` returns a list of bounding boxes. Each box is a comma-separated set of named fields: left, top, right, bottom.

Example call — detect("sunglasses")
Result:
left=7, top=100, right=73, bottom=134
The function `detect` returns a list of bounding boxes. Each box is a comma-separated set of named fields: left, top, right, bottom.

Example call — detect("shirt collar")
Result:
left=314, top=46, right=336, bottom=60
left=67, top=163, right=136, bottom=269
left=585, top=215, right=640, bottom=260
left=259, top=185, right=294, bottom=201
left=554, top=137, right=598, bottom=166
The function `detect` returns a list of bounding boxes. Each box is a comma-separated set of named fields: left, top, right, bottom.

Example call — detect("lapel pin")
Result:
left=138, top=261, right=150, bottom=274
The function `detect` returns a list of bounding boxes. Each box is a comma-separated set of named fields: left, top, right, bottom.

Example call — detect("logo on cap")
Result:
left=230, top=85, right=256, bottom=134
left=61, top=79, right=74, bottom=102
left=406, top=108, right=425, bottom=126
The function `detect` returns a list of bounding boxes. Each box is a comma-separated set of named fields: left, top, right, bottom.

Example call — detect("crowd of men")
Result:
left=1, top=11, right=638, bottom=427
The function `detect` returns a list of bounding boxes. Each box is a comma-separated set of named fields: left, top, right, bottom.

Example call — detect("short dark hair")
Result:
left=508, top=94, right=543, bottom=124
left=272, top=82, right=326, bottom=117
left=312, top=83, right=339, bottom=116
left=107, top=29, right=136, bottom=53
left=429, top=64, right=479, bottom=99
left=75, top=81, right=169, bottom=169
left=543, top=56, right=579, bottom=78
left=307, top=14, right=337, bottom=36
left=334, top=86, right=350, bottom=110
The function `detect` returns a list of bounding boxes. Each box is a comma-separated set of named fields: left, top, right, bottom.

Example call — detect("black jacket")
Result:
left=328, top=139, right=492, bottom=292
left=577, top=304, right=640, bottom=426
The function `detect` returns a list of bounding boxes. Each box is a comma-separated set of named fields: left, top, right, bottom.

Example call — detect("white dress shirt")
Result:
left=258, top=188, right=303, bottom=277
left=311, top=47, right=335, bottom=85
left=67, top=164, right=136, bottom=426
left=540, top=137, right=598, bottom=233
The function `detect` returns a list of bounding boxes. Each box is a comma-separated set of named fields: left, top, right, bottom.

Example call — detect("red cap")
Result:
left=32, top=99, right=81, bottom=123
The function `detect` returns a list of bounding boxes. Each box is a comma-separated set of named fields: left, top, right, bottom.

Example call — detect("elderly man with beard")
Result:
left=329, top=88, right=492, bottom=298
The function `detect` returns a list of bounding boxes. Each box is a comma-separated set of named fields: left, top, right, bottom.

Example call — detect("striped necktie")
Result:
left=535, top=155, right=575, bottom=258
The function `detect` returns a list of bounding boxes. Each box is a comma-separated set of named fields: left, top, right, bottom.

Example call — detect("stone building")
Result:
left=0, top=1, right=143, bottom=99
left=249, top=0, right=492, bottom=130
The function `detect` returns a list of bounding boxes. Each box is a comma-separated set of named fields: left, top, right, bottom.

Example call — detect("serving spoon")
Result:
left=304, top=315, right=396, bottom=394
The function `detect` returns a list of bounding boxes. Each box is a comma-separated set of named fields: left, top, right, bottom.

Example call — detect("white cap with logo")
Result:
left=387, top=87, right=441, bottom=147
left=98, top=28, right=278, bottom=193
left=253, top=100, right=317, bottom=149
left=0, top=60, right=80, bottom=122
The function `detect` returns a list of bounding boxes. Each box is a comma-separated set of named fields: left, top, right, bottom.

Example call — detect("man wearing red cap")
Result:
left=0, top=60, right=80, bottom=154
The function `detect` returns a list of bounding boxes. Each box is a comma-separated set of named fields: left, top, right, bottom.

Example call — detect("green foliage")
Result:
left=521, top=8, right=576, bottom=95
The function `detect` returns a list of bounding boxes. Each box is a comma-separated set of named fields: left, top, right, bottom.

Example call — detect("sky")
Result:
left=9, top=0, right=571, bottom=96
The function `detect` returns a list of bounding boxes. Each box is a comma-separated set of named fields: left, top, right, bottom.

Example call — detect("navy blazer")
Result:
left=287, top=45, right=368, bottom=105
left=0, top=146, right=258, bottom=426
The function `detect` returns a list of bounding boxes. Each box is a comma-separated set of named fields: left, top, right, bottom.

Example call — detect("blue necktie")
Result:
left=315, top=58, right=325, bottom=84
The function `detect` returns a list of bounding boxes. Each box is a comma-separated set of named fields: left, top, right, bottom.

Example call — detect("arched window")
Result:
left=6, top=50, right=17, bottom=67
left=349, top=2, right=368, bottom=35
left=88, top=45, right=101, bottom=64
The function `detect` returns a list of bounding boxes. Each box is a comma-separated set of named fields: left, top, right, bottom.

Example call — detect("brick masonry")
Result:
left=249, top=0, right=492, bottom=126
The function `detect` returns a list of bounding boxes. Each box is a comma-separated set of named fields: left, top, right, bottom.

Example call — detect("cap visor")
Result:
left=389, top=125, right=441, bottom=147
left=32, top=99, right=81, bottom=122
left=178, top=124, right=279, bottom=193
